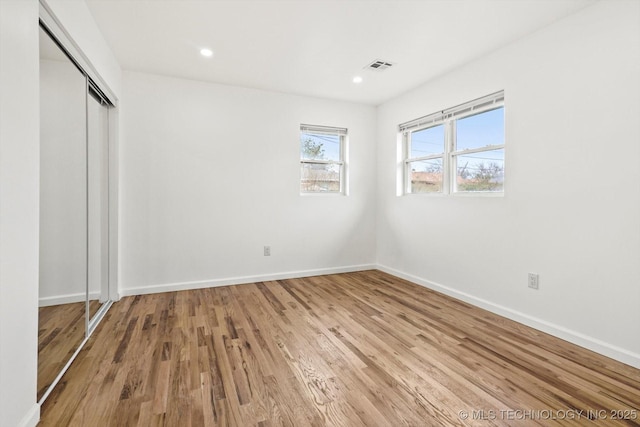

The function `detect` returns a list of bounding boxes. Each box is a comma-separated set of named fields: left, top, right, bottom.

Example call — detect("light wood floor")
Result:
left=40, top=271, right=640, bottom=426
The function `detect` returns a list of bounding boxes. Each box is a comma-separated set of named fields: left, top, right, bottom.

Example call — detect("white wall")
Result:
left=376, top=0, right=640, bottom=367
left=0, top=1, right=41, bottom=426
left=119, top=72, right=377, bottom=294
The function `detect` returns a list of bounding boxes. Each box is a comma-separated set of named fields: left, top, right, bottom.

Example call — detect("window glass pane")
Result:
left=300, top=132, right=341, bottom=161
left=455, top=149, right=504, bottom=192
left=410, top=124, right=444, bottom=158
left=408, top=158, right=443, bottom=193
left=456, top=107, right=504, bottom=151
left=301, top=163, right=341, bottom=192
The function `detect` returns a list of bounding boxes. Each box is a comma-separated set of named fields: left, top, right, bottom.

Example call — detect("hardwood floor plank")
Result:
left=40, top=271, right=640, bottom=426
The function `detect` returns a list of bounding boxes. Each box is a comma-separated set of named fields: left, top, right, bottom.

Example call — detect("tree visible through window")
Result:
left=300, top=124, right=346, bottom=194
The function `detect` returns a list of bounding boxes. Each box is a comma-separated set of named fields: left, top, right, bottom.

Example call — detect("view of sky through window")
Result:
left=411, top=124, right=444, bottom=158
left=456, top=107, right=504, bottom=150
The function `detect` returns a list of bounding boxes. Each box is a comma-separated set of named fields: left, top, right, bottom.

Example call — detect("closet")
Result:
left=38, top=18, right=116, bottom=403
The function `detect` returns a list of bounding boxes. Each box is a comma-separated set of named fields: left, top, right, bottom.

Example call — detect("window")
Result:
left=300, top=124, right=347, bottom=194
left=401, top=91, right=504, bottom=195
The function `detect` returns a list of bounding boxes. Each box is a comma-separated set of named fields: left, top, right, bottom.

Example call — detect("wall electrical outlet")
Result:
left=264, top=246, right=271, bottom=256
left=528, top=273, right=539, bottom=290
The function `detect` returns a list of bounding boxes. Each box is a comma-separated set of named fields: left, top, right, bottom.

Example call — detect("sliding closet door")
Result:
left=38, top=26, right=88, bottom=399
left=87, top=85, right=110, bottom=321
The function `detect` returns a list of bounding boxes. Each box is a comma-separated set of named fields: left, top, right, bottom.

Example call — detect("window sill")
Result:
left=402, top=191, right=504, bottom=198
left=300, top=192, right=346, bottom=197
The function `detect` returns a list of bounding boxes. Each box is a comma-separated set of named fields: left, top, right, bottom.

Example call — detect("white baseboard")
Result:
left=377, top=264, right=640, bottom=369
left=39, top=291, right=102, bottom=307
left=119, top=264, right=377, bottom=297
left=19, top=403, right=39, bottom=427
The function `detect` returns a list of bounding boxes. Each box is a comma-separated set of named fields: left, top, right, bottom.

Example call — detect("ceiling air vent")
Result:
left=365, top=59, right=394, bottom=71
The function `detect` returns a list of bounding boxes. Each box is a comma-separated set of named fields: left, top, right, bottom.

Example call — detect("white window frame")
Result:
left=400, top=91, right=504, bottom=196
left=403, top=123, right=447, bottom=195
left=300, top=124, right=347, bottom=195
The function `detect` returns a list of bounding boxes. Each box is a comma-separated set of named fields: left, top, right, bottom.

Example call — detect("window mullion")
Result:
left=451, top=144, right=505, bottom=156
left=301, top=159, right=342, bottom=165
left=443, top=119, right=454, bottom=194
left=406, top=153, right=444, bottom=163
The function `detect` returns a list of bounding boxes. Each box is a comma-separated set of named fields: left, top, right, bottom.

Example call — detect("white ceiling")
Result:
left=85, top=0, right=594, bottom=105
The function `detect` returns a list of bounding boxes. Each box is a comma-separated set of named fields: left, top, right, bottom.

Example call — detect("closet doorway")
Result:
left=38, top=22, right=115, bottom=403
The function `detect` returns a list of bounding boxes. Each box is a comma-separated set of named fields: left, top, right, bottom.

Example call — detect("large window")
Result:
left=300, top=124, right=347, bottom=194
left=401, top=91, right=504, bottom=195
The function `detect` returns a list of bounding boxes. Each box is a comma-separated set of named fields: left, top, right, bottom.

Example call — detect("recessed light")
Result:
left=200, top=48, right=213, bottom=58
left=353, top=76, right=363, bottom=84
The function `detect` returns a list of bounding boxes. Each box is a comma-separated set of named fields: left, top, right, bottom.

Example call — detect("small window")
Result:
left=300, top=124, right=347, bottom=194
left=400, top=91, right=504, bottom=195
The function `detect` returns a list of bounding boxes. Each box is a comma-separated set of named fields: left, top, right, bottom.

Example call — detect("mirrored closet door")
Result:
left=38, top=24, right=114, bottom=403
